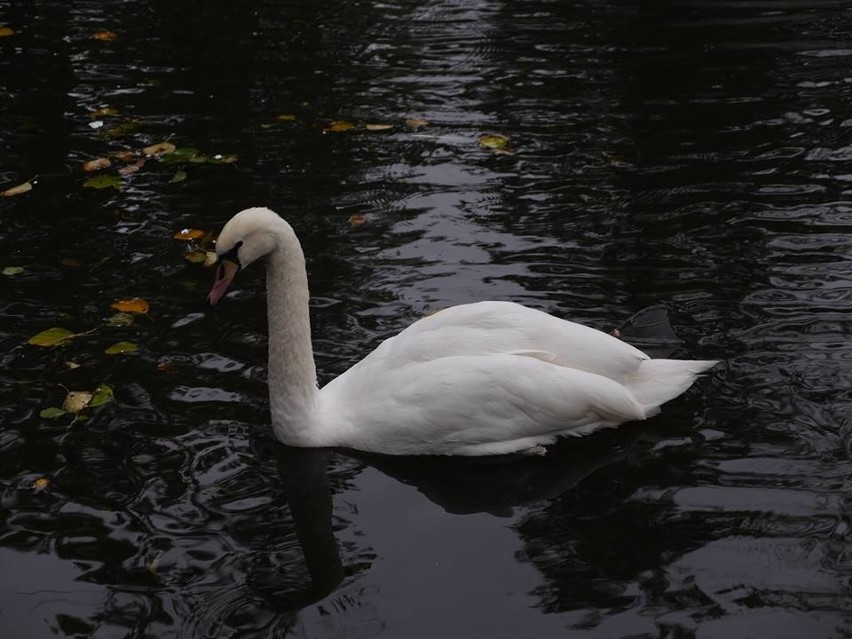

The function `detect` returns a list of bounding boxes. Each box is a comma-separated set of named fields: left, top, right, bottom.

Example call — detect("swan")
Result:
left=207, top=207, right=718, bottom=456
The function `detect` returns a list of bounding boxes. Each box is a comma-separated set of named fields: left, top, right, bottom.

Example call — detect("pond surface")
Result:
left=2, top=0, right=852, bottom=637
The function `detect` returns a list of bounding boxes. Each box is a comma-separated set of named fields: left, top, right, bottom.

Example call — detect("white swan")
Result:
left=207, top=207, right=718, bottom=456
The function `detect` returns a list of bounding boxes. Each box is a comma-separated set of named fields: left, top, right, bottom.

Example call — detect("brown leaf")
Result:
left=92, top=30, right=118, bottom=41
left=110, top=297, right=150, bottom=314
left=2, top=181, right=33, bottom=197
left=82, top=157, right=112, bottom=172
left=90, top=106, right=119, bottom=118
left=33, top=477, right=51, bottom=490
left=112, top=150, right=139, bottom=163
left=348, top=214, right=367, bottom=227
left=0, top=27, right=14, bottom=37
left=143, top=141, right=176, bottom=157
left=366, top=124, right=394, bottom=131
left=325, top=120, right=355, bottom=132
left=118, top=159, right=146, bottom=175
left=174, top=228, right=205, bottom=241
left=405, top=118, right=429, bottom=128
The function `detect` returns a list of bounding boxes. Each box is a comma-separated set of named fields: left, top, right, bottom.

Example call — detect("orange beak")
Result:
left=207, top=259, right=240, bottom=306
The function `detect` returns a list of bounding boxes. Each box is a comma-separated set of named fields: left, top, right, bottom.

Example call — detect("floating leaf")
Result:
left=276, top=113, right=297, bottom=122
left=0, top=27, right=14, bottom=37
left=112, top=149, right=139, bottom=163
left=64, top=361, right=81, bottom=369
left=144, top=141, right=176, bottom=157
left=2, top=181, right=33, bottom=197
left=90, top=106, right=119, bottom=118
left=348, top=214, right=367, bottom=227
left=118, top=158, right=145, bottom=175
left=209, top=154, right=238, bottom=164
left=365, top=124, right=393, bottom=131
left=105, top=341, right=139, bottom=355
left=405, top=118, right=429, bottom=128
left=92, top=30, right=118, bottom=41
left=60, top=258, right=84, bottom=268
left=83, top=174, right=121, bottom=190
left=33, top=477, right=51, bottom=490
left=174, top=228, right=205, bottom=241
left=157, top=361, right=178, bottom=374
left=170, top=170, right=187, bottom=183
left=325, top=120, right=355, bottom=132
left=63, top=391, right=93, bottom=413
left=28, top=327, right=76, bottom=347
left=161, top=147, right=201, bottom=164
left=103, top=121, right=139, bottom=138
left=110, top=297, right=149, bottom=314
left=89, top=384, right=114, bottom=407
left=39, top=407, right=66, bottom=420
left=202, top=251, right=217, bottom=267
left=478, top=134, right=510, bottom=150
left=82, top=157, right=111, bottom=172
left=2, top=266, right=24, bottom=276
left=106, top=312, right=135, bottom=327
left=184, top=248, right=208, bottom=263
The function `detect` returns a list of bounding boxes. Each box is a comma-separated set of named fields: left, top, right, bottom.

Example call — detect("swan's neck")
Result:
left=265, top=231, right=319, bottom=445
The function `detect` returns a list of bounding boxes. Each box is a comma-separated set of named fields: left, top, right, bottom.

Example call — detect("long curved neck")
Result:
left=265, top=227, right=319, bottom=445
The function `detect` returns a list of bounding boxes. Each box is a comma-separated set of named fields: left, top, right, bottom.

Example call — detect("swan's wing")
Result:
left=318, top=353, right=647, bottom=456
left=357, top=301, right=649, bottom=384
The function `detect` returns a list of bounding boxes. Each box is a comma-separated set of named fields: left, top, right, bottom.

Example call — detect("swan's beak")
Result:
left=207, top=259, right=240, bottom=306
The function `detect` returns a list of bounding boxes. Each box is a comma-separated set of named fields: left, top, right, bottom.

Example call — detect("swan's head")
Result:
left=207, top=207, right=284, bottom=306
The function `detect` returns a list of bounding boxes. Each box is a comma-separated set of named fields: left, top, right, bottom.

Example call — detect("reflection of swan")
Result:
left=207, top=207, right=717, bottom=456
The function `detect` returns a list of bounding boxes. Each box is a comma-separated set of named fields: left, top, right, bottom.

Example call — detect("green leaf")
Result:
left=83, top=174, right=122, bottom=190
left=105, top=312, right=135, bottom=327
left=105, top=341, right=138, bottom=355
left=2, top=266, right=24, bottom=276
left=161, top=147, right=201, bottom=164
left=170, top=170, right=187, bottom=183
left=89, top=384, right=114, bottom=407
left=40, top=407, right=67, bottom=419
left=478, top=133, right=510, bottom=150
left=28, top=327, right=75, bottom=347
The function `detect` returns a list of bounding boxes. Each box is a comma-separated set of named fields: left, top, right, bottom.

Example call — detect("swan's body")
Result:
left=208, top=207, right=718, bottom=456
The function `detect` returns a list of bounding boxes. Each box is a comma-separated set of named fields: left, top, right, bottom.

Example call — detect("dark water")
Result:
left=2, top=0, right=852, bottom=636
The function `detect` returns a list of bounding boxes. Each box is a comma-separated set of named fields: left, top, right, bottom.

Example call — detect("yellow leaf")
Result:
left=202, top=250, right=217, bottom=267
left=64, top=361, right=81, bottom=369
left=82, top=157, right=112, bottom=172
left=405, top=118, right=429, bottom=128
left=276, top=113, right=297, bottom=122
left=0, top=27, right=14, bottom=37
left=33, top=477, right=51, bottom=490
left=110, top=297, right=149, bottom=314
left=366, top=124, right=393, bottom=131
left=174, top=228, right=205, bottom=241
left=326, top=120, right=355, bottom=132
left=143, top=142, right=176, bottom=157
left=28, top=327, right=76, bottom=347
left=2, top=181, right=33, bottom=197
left=348, top=214, right=367, bottom=227
left=105, top=341, right=139, bottom=355
left=63, top=391, right=93, bottom=413
left=90, top=106, right=119, bottom=118
left=478, top=134, right=510, bottom=150
left=92, top=30, right=118, bottom=41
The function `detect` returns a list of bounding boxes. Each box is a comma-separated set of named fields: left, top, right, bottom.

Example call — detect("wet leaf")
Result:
left=478, top=134, right=510, bottom=150
left=348, top=214, right=367, bottom=227
left=33, top=477, right=52, bottom=490
left=148, top=550, right=164, bottom=574
left=28, top=327, right=76, bottom=347
left=64, top=361, right=81, bottom=370
left=60, top=258, right=84, bottom=268
left=106, top=312, right=135, bottom=327
left=209, top=154, right=238, bottom=164
left=63, top=391, right=93, bottom=413
left=170, top=170, right=187, bottom=183
left=90, top=106, right=119, bottom=118
left=276, top=113, right=297, bottom=122
left=39, top=407, right=66, bottom=420
left=144, top=141, right=176, bottom=157
left=110, top=297, right=149, bottom=314
left=105, top=341, right=139, bottom=355
left=174, top=228, right=205, bottom=241
left=161, top=147, right=201, bottom=164
left=405, top=118, right=429, bottom=128
left=203, top=251, right=218, bottom=267
left=89, top=384, right=114, bottom=407
left=184, top=248, right=208, bottom=264
left=83, top=174, right=121, bottom=190
left=325, top=120, right=355, bottom=132
left=103, top=121, right=139, bottom=138
left=157, top=361, right=178, bottom=374
left=2, top=266, right=24, bottom=276
left=2, top=180, right=33, bottom=197
left=82, top=157, right=112, bottom=172
left=92, top=30, right=118, bottom=41
left=118, top=159, right=145, bottom=175
left=112, top=149, right=139, bottom=163
left=366, top=123, right=394, bottom=131
left=0, top=27, right=14, bottom=37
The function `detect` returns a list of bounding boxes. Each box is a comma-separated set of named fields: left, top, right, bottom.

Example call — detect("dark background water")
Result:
left=2, top=0, right=852, bottom=637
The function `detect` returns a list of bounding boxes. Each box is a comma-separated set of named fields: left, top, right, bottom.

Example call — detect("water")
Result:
left=2, top=0, right=852, bottom=636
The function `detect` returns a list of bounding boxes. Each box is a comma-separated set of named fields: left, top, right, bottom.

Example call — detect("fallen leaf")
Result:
left=173, top=228, right=205, bottom=241
left=365, top=124, right=393, bottom=131
left=112, top=149, right=139, bottom=163
left=82, top=157, right=112, bottom=172
left=2, top=181, right=33, bottom=197
left=210, top=154, right=238, bottom=164
left=157, top=361, right=178, bottom=374
left=276, top=113, right=297, bottom=122
left=63, top=391, right=93, bottom=413
left=33, top=477, right=51, bottom=490
left=405, top=118, right=429, bottom=128
left=478, top=134, right=510, bottom=150
left=110, top=297, right=149, bottom=314
left=105, top=341, right=139, bottom=355
left=325, top=120, right=355, bottom=132
left=64, top=361, right=81, bottom=369
left=161, top=147, right=202, bottom=164
left=184, top=248, right=208, bottom=264
left=202, top=250, right=217, bottom=267
left=2, top=266, right=24, bottom=276
left=60, top=258, right=84, bottom=267
left=106, top=312, right=135, bottom=327
left=118, top=158, right=145, bottom=175
left=148, top=550, right=164, bottom=574
left=348, top=214, right=367, bottom=226
left=28, top=327, right=76, bottom=347
left=39, top=407, right=66, bottom=419
left=83, top=174, right=121, bottom=190
left=89, top=384, right=114, bottom=407
left=0, top=27, right=14, bottom=37
left=103, top=121, right=139, bottom=138
left=90, top=106, right=119, bottom=118
left=143, top=141, right=176, bottom=157
left=92, top=30, right=118, bottom=41
left=170, top=170, right=187, bottom=183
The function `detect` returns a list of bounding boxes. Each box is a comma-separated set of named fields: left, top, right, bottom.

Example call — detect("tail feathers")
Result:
left=627, top=359, right=719, bottom=415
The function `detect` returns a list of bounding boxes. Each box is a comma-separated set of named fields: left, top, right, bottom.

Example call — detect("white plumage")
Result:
left=207, top=207, right=718, bottom=456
